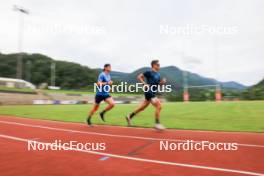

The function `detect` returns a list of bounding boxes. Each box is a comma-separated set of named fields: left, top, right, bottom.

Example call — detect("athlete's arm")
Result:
left=97, top=81, right=107, bottom=86
left=108, top=80, right=113, bottom=85
left=97, top=73, right=113, bottom=86
left=137, top=73, right=147, bottom=85
left=159, top=78, right=167, bottom=85
left=97, top=80, right=113, bottom=86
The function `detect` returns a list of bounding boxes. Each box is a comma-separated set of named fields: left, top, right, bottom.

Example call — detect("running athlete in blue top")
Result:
left=86, top=64, right=115, bottom=126
left=126, top=60, right=166, bottom=130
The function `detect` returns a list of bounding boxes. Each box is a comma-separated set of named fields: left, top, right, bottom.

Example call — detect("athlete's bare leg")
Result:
left=150, top=98, right=165, bottom=130
left=99, top=97, right=115, bottom=121
left=125, top=100, right=150, bottom=126
left=88, top=104, right=100, bottom=117
left=134, top=100, right=150, bottom=114
left=87, top=103, right=100, bottom=126
left=104, top=97, right=115, bottom=111
left=150, top=98, right=162, bottom=123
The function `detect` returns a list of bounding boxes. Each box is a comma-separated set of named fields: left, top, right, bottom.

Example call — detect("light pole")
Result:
left=13, top=5, right=29, bottom=79
left=181, top=52, right=189, bottom=102
left=51, top=62, right=56, bottom=87
left=214, top=36, right=222, bottom=101
left=26, top=60, right=31, bottom=82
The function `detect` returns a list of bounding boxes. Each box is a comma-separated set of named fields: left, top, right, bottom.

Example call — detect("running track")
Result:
left=0, top=115, right=263, bottom=176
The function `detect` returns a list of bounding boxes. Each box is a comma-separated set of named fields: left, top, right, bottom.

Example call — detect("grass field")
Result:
left=0, top=101, right=264, bottom=132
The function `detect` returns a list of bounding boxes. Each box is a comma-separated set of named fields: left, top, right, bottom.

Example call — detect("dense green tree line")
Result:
left=0, top=53, right=98, bottom=89
left=241, top=79, right=264, bottom=100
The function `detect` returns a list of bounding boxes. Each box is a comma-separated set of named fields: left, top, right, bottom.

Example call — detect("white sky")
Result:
left=0, top=0, right=263, bottom=86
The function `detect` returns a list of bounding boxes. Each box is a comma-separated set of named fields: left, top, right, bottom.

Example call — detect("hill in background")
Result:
left=110, top=66, right=247, bottom=90
left=241, top=78, right=264, bottom=100
left=0, top=52, right=247, bottom=90
left=0, top=53, right=97, bottom=89
left=253, top=79, right=264, bottom=89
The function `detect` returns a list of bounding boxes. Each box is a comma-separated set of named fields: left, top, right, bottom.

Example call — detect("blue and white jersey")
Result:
left=96, top=72, right=111, bottom=96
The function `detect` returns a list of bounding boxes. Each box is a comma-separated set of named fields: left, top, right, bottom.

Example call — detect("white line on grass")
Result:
left=0, top=120, right=263, bottom=148
left=0, top=134, right=263, bottom=176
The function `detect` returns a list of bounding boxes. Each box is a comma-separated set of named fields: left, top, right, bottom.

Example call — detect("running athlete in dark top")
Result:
left=86, top=64, right=115, bottom=126
left=125, top=60, right=166, bottom=130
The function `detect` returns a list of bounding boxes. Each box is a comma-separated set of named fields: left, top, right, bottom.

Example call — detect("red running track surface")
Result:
left=0, top=115, right=264, bottom=176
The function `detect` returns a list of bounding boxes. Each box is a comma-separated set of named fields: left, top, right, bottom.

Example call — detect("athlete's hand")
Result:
left=108, top=81, right=113, bottom=85
left=160, top=78, right=167, bottom=85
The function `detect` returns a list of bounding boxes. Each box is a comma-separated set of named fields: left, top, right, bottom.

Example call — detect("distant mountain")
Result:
left=0, top=52, right=247, bottom=90
left=110, top=71, right=129, bottom=80
left=220, top=81, right=247, bottom=90
left=94, top=68, right=129, bottom=81
left=112, top=66, right=247, bottom=90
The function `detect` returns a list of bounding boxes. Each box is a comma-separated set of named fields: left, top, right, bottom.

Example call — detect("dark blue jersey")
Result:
left=143, top=70, right=161, bottom=86
left=143, top=70, right=160, bottom=94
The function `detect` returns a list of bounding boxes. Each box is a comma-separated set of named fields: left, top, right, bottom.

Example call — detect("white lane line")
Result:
left=0, top=120, right=264, bottom=148
left=0, top=134, right=263, bottom=176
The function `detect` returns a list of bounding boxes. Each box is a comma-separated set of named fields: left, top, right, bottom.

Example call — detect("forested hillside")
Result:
left=0, top=53, right=98, bottom=89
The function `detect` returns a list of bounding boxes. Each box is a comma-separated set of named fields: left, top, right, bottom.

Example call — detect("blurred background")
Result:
left=0, top=0, right=263, bottom=105
left=0, top=0, right=264, bottom=132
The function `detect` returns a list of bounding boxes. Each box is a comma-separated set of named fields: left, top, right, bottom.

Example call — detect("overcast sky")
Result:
left=0, top=0, right=263, bottom=86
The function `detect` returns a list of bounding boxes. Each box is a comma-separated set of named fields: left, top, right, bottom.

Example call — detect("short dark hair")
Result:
left=104, top=63, right=111, bottom=68
left=103, top=63, right=111, bottom=71
left=151, top=60, right=159, bottom=67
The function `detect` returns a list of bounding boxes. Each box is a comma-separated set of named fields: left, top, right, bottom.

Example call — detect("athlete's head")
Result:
left=103, top=63, right=111, bottom=72
left=151, top=60, right=160, bottom=71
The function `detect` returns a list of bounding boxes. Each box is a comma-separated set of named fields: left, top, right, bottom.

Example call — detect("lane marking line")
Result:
left=99, top=156, right=110, bottom=161
left=127, top=141, right=155, bottom=156
left=0, top=134, right=263, bottom=176
left=0, top=120, right=264, bottom=148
